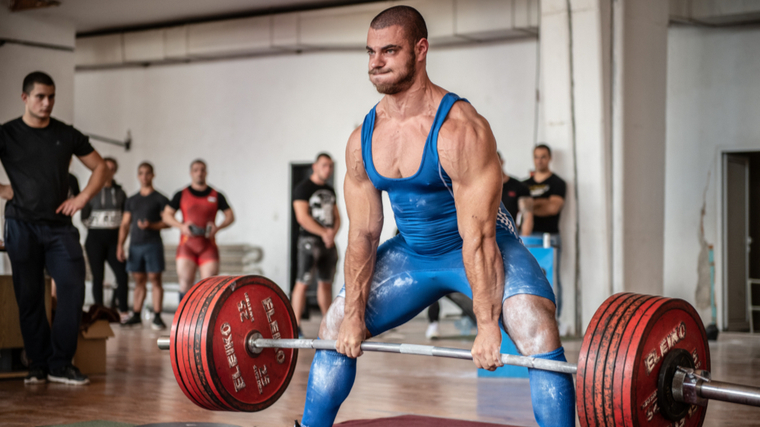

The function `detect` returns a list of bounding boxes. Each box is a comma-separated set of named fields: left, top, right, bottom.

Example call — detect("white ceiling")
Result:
left=15, top=0, right=375, bottom=34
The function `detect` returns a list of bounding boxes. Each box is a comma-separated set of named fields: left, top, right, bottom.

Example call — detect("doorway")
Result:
left=288, top=162, right=335, bottom=320
left=722, top=152, right=760, bottom=332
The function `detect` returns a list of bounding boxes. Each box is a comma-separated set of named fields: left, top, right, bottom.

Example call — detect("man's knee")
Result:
left=502, top=294, right=560, bottom=356
left=319, top=297, right=345, bottom=340
left=148, top=273, right=162, bottom=287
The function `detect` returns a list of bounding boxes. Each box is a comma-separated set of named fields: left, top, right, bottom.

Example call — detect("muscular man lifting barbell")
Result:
left=300, top=6, right=574, bottom=426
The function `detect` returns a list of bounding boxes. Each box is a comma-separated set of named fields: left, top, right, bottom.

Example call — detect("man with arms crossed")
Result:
left=162, top=160, right=234, bottom=300
left=118, top=162, right=170, bottom=329
left=497, top=151, right=533, bottom=236
left=290, top=153, right=341, bottom=335
left=299, top=7, right=574, bottom=427
left=0, top=71, right=107, bottom=385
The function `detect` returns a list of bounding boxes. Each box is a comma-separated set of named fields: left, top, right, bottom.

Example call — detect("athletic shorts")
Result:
left=296, top=236, right=338, bottom=284
left=176, top=236, right=219, bottom=266
left=337, top=231, right=555, bottom=337
left=127, top=242, right=165, bottom=273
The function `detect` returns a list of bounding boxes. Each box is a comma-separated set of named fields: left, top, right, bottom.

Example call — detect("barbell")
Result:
left=157, top=275, right=760, bottom=426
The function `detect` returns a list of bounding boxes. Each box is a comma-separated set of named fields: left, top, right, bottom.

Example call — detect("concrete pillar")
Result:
left=611, top=1, right=669, bottom=296
left=540, top=0, right=668, bottom=332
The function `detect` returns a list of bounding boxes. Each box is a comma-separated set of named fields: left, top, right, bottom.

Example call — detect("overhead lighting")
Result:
left=10, top=0, right=61, bottom=12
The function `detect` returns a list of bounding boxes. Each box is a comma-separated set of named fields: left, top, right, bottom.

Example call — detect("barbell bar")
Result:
left=157, top=275, right=760, bottom=426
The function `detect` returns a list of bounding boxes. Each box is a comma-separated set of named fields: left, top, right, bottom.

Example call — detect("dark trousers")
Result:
left=5, top=217, right=86, bottom=370
left=85, top=229, right=128, bottom=312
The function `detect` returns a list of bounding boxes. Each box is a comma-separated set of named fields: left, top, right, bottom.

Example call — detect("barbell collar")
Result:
left=674, top=367, right=760, bottom=408
left=157, top=337, right=170, bottom=350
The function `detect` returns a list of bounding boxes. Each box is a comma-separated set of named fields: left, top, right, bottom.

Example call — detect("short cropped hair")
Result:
left=103, top=157, right=118, bottom=171
left=138, top=162, right=154, bottom=174
left=23, top=71, right=55, bottom=94
left=190, top=159, right=207, bottom=169
left=370, top=6, right=428, bottom=46
left=534, top=144, right=552, bottom=157
left=315, top=152, right=332, bottom=162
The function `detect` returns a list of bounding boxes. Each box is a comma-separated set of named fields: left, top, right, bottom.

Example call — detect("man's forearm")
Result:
left=462, top=238, right=504, bottom=328
left=80, top=162, right=108, bottom=201
left=162, top=211, right=184, bottom=229
left=297, top=215, right=327, bottom=237
left=521, top=212, right=534, bottom=236
left=149, top=221, right=169, bottom=230
left=118, top=224, right=129, bottom=248
left=216, top=210, right=235, bottom=230
left=343, top=233, right=378, bottom=321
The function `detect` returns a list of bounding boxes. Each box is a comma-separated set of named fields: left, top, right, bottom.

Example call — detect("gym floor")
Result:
left=0, top=314, right=758, bottom=426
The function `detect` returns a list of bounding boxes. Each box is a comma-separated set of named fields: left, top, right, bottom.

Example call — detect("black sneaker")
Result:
left=151, top=314, right=166, bottom=331
left=48, top=365, right=89, bottom=385
left=24, top=367, right=47, bottom=384
left=121, top=312, right=142, bottom=327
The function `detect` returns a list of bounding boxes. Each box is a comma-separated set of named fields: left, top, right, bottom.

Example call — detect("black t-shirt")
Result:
left=0, top=118, right=94, bottom=225
left=523, top=173, right=566, bottom=234
left=292, top=178, right=336, bottom=238
left=124, top=190, right=170, bottom=245
left=501, top=176, right=531, bottom=221
left=168, top=186, right=230, bottom=212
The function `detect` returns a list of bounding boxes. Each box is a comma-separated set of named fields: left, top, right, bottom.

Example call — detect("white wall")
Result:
left=73, top=38, right=539, bottom=294
left=664, top=25, right=760, bottom=326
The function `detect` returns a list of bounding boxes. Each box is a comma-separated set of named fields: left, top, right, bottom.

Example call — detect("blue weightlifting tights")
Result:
left=301, top=350, right=356, bottom=427
left=300, top=347, right=575, bottom=427
left=529, top=347, right=576, bottom=427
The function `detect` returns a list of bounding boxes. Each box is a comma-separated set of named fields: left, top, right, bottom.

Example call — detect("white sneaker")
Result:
left=425, top=321, right=440, bottom=340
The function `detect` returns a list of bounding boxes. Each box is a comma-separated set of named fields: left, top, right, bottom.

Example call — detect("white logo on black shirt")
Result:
left=309, top=189, right=336, bottom=227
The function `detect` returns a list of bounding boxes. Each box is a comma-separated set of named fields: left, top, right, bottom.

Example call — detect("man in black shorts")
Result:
left=291, top=153, right=341, bottom=334
left=117, top=162, right=170, bottom=329
left=0, top=71, right=108, bottom=385
left=497, top=152, right=533, bottom=236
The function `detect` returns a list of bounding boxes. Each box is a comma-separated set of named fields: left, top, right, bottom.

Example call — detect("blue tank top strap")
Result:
left=360, top=103, right=379, bottom=186
left=426, top=93, right=468, bottom=192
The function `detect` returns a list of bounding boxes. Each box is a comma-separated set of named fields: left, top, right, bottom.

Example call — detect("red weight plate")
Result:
left=178, top=276, right=228, bottom=410
left=189, top=276, right=238, bottom=410
left=578, top=293, right=632, bottom=427
left=611, top=296, right=666, bottom=427
left=598, top=295, right=659, bottom=427
left=199, top=275, right=298, bottom=412
left=590, top=294, right=654, bottom=427
left=171, top=276, right=219, bottom=409
left=618, top=298, right=710, bottom=427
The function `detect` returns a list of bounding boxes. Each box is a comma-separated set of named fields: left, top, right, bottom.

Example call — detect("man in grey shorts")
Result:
left=117, top=162, right=170, bottom=329
left=291, top=153, right=341, bottom=336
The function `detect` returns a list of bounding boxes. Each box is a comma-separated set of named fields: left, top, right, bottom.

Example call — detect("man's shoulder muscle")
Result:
left=438, top=102, right=494, bottom=172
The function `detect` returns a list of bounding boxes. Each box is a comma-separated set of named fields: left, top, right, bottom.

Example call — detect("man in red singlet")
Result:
left=162, top=159, right=235, bottom=300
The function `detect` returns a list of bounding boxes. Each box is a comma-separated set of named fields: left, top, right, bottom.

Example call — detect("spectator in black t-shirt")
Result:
left=497, top=152, right=533, bottom=236
left=291, top=153, right=341, bottom=336
left=118, top=162, right=170, bottom=329
left=0, top=71, right=108, bottom=386
left=523, top=144, right=566, bottom=234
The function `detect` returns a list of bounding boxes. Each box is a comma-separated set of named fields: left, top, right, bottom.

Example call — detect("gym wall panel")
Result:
left=272, top=13, right=300, bottom=50
left=123, top=29, right=165, bottom=63
left=76, top=34, right=124, bottom=67
left=187, top=16, right=272, bottom=57
left=164, top=26, right=188, bottom=59
left=298, top=3, right=388, bottom=47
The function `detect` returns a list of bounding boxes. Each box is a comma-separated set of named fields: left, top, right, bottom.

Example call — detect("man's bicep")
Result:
left=78, top=151, right=104, bottom=171
left=121, top=211, right=132, bottom=226
left=293, top=200, right=310, bottom=220
left=344, top=172, right=383, bottom=237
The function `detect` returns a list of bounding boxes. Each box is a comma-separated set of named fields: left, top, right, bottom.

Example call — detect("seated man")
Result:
left=299, top=6, right=574, bottom=427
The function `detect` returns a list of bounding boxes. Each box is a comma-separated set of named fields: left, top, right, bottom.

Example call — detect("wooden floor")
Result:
left=1, top=314, right=759, bottom=427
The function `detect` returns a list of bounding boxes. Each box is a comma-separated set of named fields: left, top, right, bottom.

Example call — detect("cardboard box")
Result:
left=73, top=319, right=114, bottom=375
